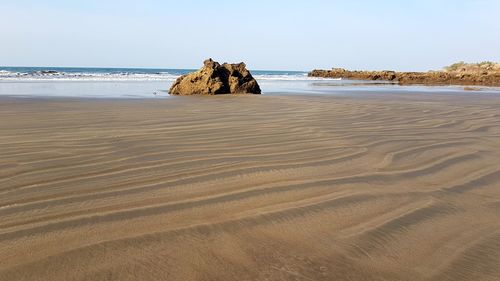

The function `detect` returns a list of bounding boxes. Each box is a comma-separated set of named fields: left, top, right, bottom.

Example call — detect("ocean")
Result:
left=1, top=66, right=499, bottom=98
left=0, top=67, right=311, bottom=82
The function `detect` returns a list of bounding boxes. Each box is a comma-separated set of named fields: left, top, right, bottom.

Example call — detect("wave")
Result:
left=254, top=74, right=341, bottom=81
left=0, top=70, right=180, bottom=81
left=0, top=68, right=340, bottom=82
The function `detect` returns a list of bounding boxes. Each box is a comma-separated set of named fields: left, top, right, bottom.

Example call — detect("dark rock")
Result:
left=169, top=59, right=261, bottom=95
left=40, top=70, right=59, bottom=75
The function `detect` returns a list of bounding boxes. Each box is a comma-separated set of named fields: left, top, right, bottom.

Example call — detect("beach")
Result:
left=1, top=91, right=500, bottom=280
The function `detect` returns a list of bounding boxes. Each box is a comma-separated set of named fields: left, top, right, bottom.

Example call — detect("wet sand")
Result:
left=1, top=92, right=500, bottom=281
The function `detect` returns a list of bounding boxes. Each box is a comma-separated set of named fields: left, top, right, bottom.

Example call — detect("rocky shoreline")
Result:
left=309, top=62, right=500, bottom=87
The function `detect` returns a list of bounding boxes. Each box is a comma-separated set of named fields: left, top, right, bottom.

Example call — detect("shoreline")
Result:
left=2, top=79, right=500, bottom=100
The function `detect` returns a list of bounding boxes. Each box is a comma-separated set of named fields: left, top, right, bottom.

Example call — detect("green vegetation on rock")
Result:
left=444, top=61, right=500, bottom=72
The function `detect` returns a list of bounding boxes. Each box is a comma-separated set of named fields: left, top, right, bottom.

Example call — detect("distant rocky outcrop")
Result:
left=169, top=59, right=261, bottom=95
left=309, top=62, right=500, bottom=87
left=309, top=68, right=398, bottom=82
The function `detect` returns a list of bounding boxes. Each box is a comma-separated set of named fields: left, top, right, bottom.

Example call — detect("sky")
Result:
left=0, top=0, right=499, bottom=71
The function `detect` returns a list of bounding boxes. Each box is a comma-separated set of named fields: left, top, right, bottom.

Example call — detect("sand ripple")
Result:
left=1, top=93, right=500, bottom=280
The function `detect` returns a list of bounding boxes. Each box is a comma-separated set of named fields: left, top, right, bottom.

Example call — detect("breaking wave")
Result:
left=0, top=67, right=337, bottom=82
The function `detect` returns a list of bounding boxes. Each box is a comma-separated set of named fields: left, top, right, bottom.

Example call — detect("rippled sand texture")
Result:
left=1, top=93, right=500, bottom=281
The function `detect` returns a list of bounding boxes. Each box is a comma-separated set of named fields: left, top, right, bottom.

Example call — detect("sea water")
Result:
left=1, top=66, right=499, bottom=98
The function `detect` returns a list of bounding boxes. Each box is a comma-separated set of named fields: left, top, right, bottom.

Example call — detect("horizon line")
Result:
left=0, top=65, right=308, bottom=73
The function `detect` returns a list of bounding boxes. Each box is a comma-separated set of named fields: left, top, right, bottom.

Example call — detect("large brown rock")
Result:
left=169, top=59, right=261, bottom=95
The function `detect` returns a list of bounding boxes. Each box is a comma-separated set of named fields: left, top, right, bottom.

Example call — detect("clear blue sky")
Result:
left=1, top=0, right=499, bottom=71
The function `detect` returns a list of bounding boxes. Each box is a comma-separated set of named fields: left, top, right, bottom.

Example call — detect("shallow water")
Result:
left=1, top=66, right=499, bottom=98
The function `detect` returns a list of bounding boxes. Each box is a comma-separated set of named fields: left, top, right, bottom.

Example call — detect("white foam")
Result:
left=0, top=71, right=341, bottom=82
left=254, top=74, right=342, bottom=81
left=0, top=70, right=18, bottom=77
left=0, top=71, right=180, bottom=81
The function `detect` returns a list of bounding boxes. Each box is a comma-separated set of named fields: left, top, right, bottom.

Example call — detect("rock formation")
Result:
left=308, top=62, right=500, bottom=87
left=169, top=59, right=261, bottom=95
